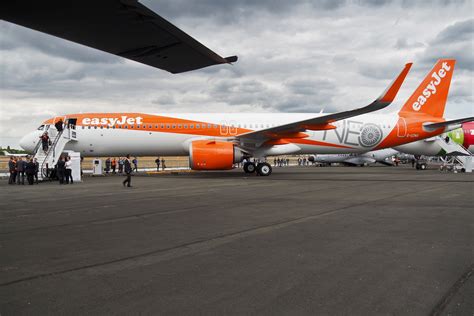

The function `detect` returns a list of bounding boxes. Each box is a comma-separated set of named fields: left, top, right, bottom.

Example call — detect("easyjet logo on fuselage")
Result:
left=81, top=116, right=143, bottom=127
left=412, top=62, right=451, bottom=111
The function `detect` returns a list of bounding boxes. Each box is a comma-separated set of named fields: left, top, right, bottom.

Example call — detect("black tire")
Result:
left=256, top=162, right=272, bottom=176
left=243, top=162, right=256, bottom=173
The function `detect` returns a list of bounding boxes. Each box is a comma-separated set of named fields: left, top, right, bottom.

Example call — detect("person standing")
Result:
left=55, top=119, right=64, bottom=132
left=118, top=157, right=124, bottom=173
left=132, top=157, right=138, bottom=172
left=105, top=158, right=111, bottom=174
left=122, top=154, right=132, bottom=187
left=16, top=157, right=26, bottom=185
left=33, top=158, right=39, bottom=183
left=161, top=157, right=166, bottom=171
left=25, top=158, right=36, bottom=185
left=57, top=156, right=66, bottom=184
left=65, top=156, right=73, bottom=184
left=111, top=158, right=117, bottom=173
left=8, top=157, right=16, bottom=185
left=155, top=157, right=161, bottom=171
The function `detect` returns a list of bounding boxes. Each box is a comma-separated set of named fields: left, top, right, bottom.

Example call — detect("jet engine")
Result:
left=189, top=140, right=244, bottom=170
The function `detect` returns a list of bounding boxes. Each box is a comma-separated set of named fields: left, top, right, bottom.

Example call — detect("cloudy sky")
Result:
left=0, top=0, right=472, bottom=148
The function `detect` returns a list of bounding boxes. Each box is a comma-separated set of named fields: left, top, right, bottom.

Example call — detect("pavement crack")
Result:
left=429, top=263, right=474, bottom=316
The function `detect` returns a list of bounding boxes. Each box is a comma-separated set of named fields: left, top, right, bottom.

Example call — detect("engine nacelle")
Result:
left=189, top=140, right=244, bottom=170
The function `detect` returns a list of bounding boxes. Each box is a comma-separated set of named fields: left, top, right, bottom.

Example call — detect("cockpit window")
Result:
left=37, top=125, right=45, bottom=131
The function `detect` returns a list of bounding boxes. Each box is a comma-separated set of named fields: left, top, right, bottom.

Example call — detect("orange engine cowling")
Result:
left=189, top=140, right=244, bottom=170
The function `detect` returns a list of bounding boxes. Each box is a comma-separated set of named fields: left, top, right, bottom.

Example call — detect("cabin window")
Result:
left=172, top=124, right=176, bottom=129
left=148, top=125, right=152, bottom=129
left=178, top=124, right=182, bottom=129
left=196, top=124, right=200, bottom=129
left=166, top=124, right=170, bottom=129
left=214, top=124, right=218, bottom=129
left=184, top=124, right=188, bottom=129
left=190, top=124, right=194, bottom=129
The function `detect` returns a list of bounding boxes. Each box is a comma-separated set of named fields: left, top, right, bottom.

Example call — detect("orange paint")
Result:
left=189, top=140, right=236, bottom=170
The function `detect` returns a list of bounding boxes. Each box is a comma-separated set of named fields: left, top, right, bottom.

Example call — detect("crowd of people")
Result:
left=8, top=156, right=39, bottom=185
left=103, top=156, right=167, bottom=174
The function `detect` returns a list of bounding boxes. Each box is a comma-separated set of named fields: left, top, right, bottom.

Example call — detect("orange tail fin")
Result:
left=399, top=59, right=455, bottom=118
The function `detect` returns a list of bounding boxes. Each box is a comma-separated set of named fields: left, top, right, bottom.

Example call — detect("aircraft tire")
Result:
left=243, top=162, right=256, bottom=173
left=256, top=162, right=272, bottom=176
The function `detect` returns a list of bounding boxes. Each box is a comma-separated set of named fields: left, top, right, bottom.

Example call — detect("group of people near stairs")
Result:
left=8, top=154, right=74, bottom=185
left=8, top=156, right=39, bottom=185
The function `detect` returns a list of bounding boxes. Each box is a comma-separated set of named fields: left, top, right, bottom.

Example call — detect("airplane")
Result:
left=0, top=1, right=237, bottom=73
left=308, top=148, right=399, bottom=166
left=395, top=122, right=474, bottom=156
left=19, top=59, right=474, bottom=176
left=2, top=152, right=29, bottom=158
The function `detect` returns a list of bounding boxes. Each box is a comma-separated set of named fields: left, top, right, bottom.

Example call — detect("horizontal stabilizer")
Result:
left=423, top=117, right=474, bottom=132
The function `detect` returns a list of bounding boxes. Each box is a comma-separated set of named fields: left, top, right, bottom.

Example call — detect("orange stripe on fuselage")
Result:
left=43, top=113, right=355, bottom=149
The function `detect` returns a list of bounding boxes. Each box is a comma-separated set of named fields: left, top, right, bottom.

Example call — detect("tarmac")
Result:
left=1, top=165, right=473, bottom=315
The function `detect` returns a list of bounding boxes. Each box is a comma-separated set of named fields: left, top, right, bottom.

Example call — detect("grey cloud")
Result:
left=418, top=19, right=473, bottom=71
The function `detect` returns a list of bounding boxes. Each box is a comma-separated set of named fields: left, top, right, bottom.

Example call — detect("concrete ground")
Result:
left=0, top=165, right=473, bottom=315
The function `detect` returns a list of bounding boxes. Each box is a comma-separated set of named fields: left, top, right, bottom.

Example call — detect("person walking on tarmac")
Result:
left=57, top=156, right=66, bottom=184
left=123, top=154, right=132, bottom=187
left=25, top=158, right=36, bottom=185
left=8, top=156, right=17, bottom=185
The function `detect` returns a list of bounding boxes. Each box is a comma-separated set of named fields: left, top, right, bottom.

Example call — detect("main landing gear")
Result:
left=243, top=162, right=272, bottom=176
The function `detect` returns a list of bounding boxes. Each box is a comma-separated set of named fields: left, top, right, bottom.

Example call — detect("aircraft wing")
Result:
left=237, top=63, right=412, bottom=142
left=3, top=151, right=29, bottom=157
left=0, top=0, right=237, bottom=74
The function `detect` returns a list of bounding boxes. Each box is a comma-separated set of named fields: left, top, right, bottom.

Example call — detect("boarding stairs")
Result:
left=436, top=136, right=472, bottom=172
left=34, top=125, right=77, bottom=180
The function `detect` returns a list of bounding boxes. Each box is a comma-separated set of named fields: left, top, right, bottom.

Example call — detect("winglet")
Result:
left=377, top=62, right=413, bottom=104
left=225, top=56, right=238, bottom=63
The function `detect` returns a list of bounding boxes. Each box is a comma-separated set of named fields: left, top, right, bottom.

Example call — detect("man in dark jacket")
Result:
left=8, top=157, right=17, bottom=184
left=55, top=119, right=64, bottom=132
left=56, top=157, right=66, bottom=184
left=16, top=157, right=26, bottom=185
left=122, top=154, right=132, bottom=187
left=40, top=132, right=50, bottom=152
left=25, top=158, right=36, bottom=185
left=33, top=158, right=39, bottom=183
